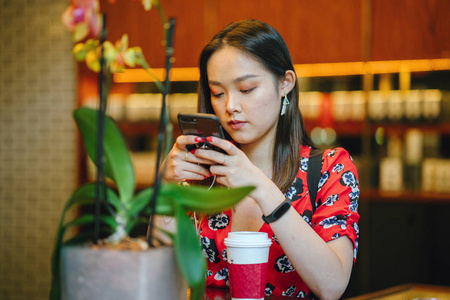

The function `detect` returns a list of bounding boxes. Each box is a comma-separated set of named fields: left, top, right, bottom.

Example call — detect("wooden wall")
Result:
left=99, top=0, right=450, bottom=68
left=371, top=0, right=450, bottom=61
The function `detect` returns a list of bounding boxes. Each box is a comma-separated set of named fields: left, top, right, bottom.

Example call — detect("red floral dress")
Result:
left=198, top=146, right=360, bottom=298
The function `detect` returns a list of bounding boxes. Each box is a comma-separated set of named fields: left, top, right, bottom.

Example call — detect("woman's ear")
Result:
left=279, top=70, right=296, bottom=96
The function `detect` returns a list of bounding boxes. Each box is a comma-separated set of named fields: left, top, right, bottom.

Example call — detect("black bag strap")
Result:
left=307, top=154, right=322, bottom=214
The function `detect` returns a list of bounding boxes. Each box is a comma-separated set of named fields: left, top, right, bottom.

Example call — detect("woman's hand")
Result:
left=162, top=135, right=215, bottom=182
left=192, top=136, right=276, bottom=201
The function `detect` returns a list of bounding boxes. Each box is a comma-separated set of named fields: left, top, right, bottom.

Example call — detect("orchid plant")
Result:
left=51, top=1, right=253, bottom=300
left=63, top=0, right=166, bottom=90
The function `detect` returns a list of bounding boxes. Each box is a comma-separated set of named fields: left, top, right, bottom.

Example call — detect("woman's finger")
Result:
left=174, top=135, right=205, bottom=150
left=205, top=136, right=237, bottom=155
left=167, top=156, right=210, bottom=181
left=184, top=149, right=216, bottom=165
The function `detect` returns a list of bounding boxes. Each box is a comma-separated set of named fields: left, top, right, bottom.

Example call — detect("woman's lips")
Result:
left=228, top=120, right=246, bottom=130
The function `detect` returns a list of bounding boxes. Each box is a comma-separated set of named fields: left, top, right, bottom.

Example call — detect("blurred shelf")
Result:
left=368, top=121, right=450, bottom=135
left=303, top=119, right=450, bottom=137
left=117, top=120, right=450, bottom=138
left=361, top=189, right=450, bottom=203
left=112, top=59, right=450, bottom=83
left=304, top=120, right=366, bottom=137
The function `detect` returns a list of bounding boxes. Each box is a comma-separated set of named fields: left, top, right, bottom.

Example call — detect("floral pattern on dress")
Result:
left=208, top=213, right=229, bottom=230
left=214, top=267, right=229, bottom=285
left=328, top=149, right=338, bottom=157
left=332, top=163, right=344, bottom=174
left=200, top=146, right=360, bottom=298
left=296, top=290, right=308, bottom=297
left=287, top=177, right=304, bottom=202
left=349, top=201, right=358, bottom=213
left=319, top=215, right=348, bottom=230
left=300, top=156, right=309, bottom=172
left=282, top=285, right=296, bottom=296
left=265, top=282, right=275, bottom=296
left=302, top=209, right=313, bottom=225
left=332, top=232, right=341, bottom=240
left=340, top=170, right=360, bottom=206
left=274, top=255, right=295, bottom=273
left=201, top=236, right=220, bottom=263
left=324, top=194, right=339, bottom=206
left=286, top=185, right=297, bottom=201
left=352, top=223, right=360, bottom=260
left=340, top=170, right=357, bottom=187
left=221, top=249, right=227, bottom=262
left=318, top=170, right=330, bottom=192
left=272, top=234, right=280, bottom=245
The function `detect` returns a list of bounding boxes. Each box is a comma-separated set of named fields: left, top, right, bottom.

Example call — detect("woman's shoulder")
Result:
left=319, top=147, right=359, bottom=189
left=300, top=145, right=354, bottom=162
left=322, top=147, right=353, bottom=161
left=298, top=145, right=358, bottom=178
left=321, top=147, right=355, bottom=168
left=299, top=145, right=358, bottom=178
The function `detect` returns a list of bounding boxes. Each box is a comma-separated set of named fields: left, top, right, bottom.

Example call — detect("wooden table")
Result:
left=347, top=284, right=450, bottom=300
left=205, top=284, right=450, bottom=299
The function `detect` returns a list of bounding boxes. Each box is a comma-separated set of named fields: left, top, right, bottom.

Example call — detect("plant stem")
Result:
left=153, top=0, right=169, bottom=44
left=137, top=54, right=165, bottom=93
left=94, top=13, right=108, bottom=245
left=147, top=17, right=176, bottom=247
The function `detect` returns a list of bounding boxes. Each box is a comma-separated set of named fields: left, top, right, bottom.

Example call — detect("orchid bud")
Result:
left=73, top=43, right=87, bottom=61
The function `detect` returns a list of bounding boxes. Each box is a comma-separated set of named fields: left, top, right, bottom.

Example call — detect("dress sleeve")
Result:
left=311, top=147, right=360, bottom=262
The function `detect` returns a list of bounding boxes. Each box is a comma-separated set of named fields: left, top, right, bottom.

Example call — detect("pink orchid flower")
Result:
left=62, top=0, right=102, bottom=42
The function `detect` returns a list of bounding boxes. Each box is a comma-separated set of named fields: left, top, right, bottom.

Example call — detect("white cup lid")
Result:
left=224, top=231, right=272, bottom=248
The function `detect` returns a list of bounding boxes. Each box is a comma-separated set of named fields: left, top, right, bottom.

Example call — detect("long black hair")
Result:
left=198, top=19, right=315, bottom=193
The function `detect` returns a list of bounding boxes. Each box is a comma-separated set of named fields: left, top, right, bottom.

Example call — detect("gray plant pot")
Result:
left=60, top=245, right=188, bottom=300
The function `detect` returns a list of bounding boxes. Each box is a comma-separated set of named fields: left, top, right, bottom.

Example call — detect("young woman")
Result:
left=163, top=19, right=360, bottom=299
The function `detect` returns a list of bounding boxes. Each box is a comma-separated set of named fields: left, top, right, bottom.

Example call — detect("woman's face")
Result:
left=207, top=46, right=282, bottom=147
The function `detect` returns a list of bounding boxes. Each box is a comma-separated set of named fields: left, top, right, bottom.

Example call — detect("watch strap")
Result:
left=262, top=197, right=292, bottom=224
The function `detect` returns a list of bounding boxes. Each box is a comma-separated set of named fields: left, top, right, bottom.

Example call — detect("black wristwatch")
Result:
left=262, top=197, right=292, bottom=224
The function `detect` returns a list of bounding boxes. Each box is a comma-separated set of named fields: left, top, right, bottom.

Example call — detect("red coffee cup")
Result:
left=224, top=232, right=272, bottom=300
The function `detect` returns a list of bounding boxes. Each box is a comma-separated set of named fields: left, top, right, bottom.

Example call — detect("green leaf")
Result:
left=62, top=228, right=113, bottom=246
left=161, top=184, right=254, bottom=213
left=63, top=214, right=117, bottom=233
left=50, top=190, right=118, bottom=300
left=73, top=107, right=135, bottom=204
left=190, top=281, right=206, bottom=300
left=127, top=187, right=174, bottom=218
left=173, top=204, right=206, bottom=296
left=64, top=183, right=121, bottom=213
left=125, top=217, right=148, bottom=234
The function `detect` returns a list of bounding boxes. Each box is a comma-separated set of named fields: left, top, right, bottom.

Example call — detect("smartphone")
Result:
left=177, top=113, right=226, bottom=153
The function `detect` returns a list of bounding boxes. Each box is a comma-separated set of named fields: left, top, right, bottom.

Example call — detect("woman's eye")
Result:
left=211, top=92, right=224, bottom=98
left=241, top=88, right=255, bottom=94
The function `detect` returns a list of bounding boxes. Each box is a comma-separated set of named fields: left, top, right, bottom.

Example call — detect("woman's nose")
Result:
left=226, top=93, right=241, bottom=114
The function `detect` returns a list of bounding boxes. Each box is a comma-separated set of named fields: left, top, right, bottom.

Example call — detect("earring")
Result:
left=280, top=95, right=290, bottom=115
